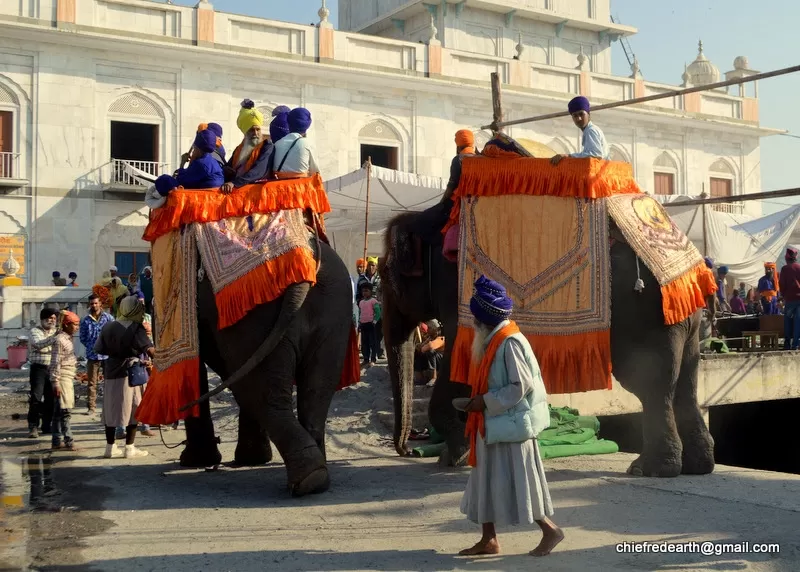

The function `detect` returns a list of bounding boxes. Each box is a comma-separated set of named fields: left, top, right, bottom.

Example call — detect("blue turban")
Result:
left=288, top=107, right=312, bottom=134
left=206, top=123, right=223, bottom=138
left=568, top=96, right=591, bottom=114
left=155, top=174, right=178, bottom=197
left=68, top=272, right=77, bottom=279
left=469, top=275, right=513, bottom=328
left=52, top=271, right=61, bottom=278
left=718, top=266, right=729, bottom=274
left=193, top=129, right=217, bottom=153
left=704, top=257, right=714, bottom=269
left=270, top=112, right=290, bottom=143
left=272, top=105, right=291, bottom=117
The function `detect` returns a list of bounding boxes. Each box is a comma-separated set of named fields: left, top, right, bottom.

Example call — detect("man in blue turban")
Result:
left=550, top=96, right=609, bottom=165
left=150, top=129, right=224, bottom=203
left=268, top=107, right=320, bottom=179
left=269, top=111, right=290, bottom=144
left=715, top=265, right=731, bottom=312
left=459, top=275, right=562, bottom=558
left=220, top=99, right=274, bottom=194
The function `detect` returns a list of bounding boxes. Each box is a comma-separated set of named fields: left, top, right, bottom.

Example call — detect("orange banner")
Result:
left=0, top=235, right=25, bottom=276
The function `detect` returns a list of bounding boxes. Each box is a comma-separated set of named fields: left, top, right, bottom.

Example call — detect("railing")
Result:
left=711, top=202, right=746, bottom=215
left=0, top=286, right=93, bottom=330
left=110, top=159, right=168, bottom=187
left=0, top=152, right=20, bottom=179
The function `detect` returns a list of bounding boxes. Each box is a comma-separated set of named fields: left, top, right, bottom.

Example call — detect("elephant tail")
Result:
left=180, top=281, right=312, bottom=411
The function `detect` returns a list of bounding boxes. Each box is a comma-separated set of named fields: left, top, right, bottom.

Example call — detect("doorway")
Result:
left=110, top=121, right=160, bottom=182
left=360, top=144, right=398, bottom=170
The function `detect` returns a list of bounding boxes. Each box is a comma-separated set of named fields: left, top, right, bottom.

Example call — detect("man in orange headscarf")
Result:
left=402, top=130, right=479, bottom=276
left=50, top=311, right=80, bottom=451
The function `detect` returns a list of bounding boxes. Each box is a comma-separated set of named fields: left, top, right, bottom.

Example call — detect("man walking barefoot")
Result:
left=459, top=276, right=564, bottom=557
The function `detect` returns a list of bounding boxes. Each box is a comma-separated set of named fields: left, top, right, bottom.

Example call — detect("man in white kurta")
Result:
left=459, top=275, right=564, bottom=557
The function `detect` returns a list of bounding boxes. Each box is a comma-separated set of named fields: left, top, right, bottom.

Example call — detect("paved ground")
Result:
left=1, top=368, right=798, bottom=572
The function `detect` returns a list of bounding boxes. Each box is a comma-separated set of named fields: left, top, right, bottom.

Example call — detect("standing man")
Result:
left=758, top=262, right=779, bottom=315
left=460, top=276, right=563, bottom=557
left=715, top=265, right=732, bottom=313
left=109, top=265, right=118, bottom=279
left=550, top=96, right=609, bottom=165
left=779, top=248, right=800, bottom=350
left=51, top=271, right=66, bottom=286
left=26, top=308, right=59, bottom=438
left=79, top=293, right=113, bottom=416
left=50, top=311, right=80, bottom=451
left=67, top=272, right=78, bottom=287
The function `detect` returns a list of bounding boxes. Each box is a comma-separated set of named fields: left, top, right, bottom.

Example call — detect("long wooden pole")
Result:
left=700, top=185, right=709, bottom=257
left=483, top=63, right=800, bottom=131
left=491, top=72, right=504, bottom=135
left=363, top=157, right=372, bottom=262
left=662, top=186, right=800, bottom=208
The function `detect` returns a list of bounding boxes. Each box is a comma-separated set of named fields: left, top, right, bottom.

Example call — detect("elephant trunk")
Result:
left=180, top=282, right=312, bottom=410
left=388, top=327, right=415, bottom=456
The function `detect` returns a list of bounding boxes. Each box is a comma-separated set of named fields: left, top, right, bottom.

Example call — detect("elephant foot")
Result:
left=290, top=467, right=330, bottom=497
left=234, top=440, right=273, bottom=467
left=681, top=436, right=715, bottom=475
left=626, top=455, right=682, bottom=478
left=438, top=446, right=470, bottom=468
left=179, top=444, right=223, bottom=469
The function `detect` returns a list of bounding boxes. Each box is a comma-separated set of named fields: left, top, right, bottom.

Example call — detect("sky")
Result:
left=207, top=0, right=797, bottom=212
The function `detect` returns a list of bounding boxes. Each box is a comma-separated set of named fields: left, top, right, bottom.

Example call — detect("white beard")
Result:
left=235, top=138, right=258, bottom=168
left=471, top=323, right=492, bottom=365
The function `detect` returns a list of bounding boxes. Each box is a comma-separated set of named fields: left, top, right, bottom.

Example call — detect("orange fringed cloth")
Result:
left=143, top=174, right=331, bottom=242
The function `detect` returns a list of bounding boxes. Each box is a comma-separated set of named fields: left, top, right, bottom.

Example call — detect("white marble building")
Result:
left=0, top=0, right=778, bottom=287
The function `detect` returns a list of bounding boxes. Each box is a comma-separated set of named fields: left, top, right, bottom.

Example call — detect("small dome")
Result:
left=734, top=56, right=749, bottom=70
left=686, top=41, right=720, bottom=86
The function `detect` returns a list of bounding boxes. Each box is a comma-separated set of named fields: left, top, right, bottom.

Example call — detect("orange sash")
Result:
left=465, top=321, right=521, bottom=467
left=230, top=140, right=268, bottom=174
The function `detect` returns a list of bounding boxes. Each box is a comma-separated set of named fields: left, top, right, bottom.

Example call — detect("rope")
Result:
left=158, top=424, right=186, bottom=450
left=634, top=255, right=645, bottom=293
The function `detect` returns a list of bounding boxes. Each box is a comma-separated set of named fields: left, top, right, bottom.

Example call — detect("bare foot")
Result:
left=530, top=527, right=564, bottom=556
left=459, top=537, right=500, bottom=556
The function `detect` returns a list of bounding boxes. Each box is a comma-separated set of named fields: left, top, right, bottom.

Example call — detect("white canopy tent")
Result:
left=324, top=164, right=446, bottom=273
left=660, top=195, right=800, bottom=287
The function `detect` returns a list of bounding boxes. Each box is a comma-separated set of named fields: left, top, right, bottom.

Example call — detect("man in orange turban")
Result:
left=356, top=258, right=366, bottom=276
left=402, top=130, right=480, bottom=276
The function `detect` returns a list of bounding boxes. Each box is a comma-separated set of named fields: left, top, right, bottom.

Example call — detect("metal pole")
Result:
left=483, top=63, right=800, bottom=131
left=700, top=185, right=708, bottom=257
left=363, top=157, right=372, bottom=262
left=662, top=185, right=800, bottom=208
left=491, top=72, right=504, bottom=135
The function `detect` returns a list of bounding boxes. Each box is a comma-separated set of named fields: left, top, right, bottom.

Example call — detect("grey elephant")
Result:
left=173, top=239, right=355, bottom=497
left=379, top=217, right=716, bottom=478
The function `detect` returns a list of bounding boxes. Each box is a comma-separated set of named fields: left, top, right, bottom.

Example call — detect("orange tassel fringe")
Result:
left=135, top=358, right=201, bottom=425
left=661, top=262, right=718, bottom=325
left=450, top=325, right=612, bottom=395
left=144, top=174, right=330, bottom=242
left=215, top=248, right=318, bottom=329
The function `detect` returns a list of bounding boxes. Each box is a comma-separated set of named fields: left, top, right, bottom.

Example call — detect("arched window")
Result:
left=608, top=145, right=630, bottom=163
left=359, top=120, right=402, bottom=170
left=548, top=138, right=574, bottom=156
left=653, top=151, right=679, bottom=195
left=0, top=82, right=20, bottom=179
left=107, top=92, right=167, bottom=186
left=709, top=158, right=735, bottom=198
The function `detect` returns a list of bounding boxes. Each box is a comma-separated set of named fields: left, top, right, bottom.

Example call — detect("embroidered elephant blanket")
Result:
left=446, top=144, right=716, bottom=396
left=136, top=175, right=361, bottom=425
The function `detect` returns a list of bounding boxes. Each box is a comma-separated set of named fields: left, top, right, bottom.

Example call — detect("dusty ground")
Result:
left=1, top=366, right=799, bottom=572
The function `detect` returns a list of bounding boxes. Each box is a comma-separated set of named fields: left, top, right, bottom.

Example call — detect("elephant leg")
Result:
left=179, top=364, right=222, bottom=469
left=674, top=317, right=715, bottom=475
left=251, top=338, right=328, bottom=497
left=428, top=350, right=471, bottom=467
left=613, top=334, right=682, bottom=478
left=233, top=408, right=272, bottom=467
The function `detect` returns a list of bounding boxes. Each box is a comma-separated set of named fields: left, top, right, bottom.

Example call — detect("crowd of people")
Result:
left=710, top=247, right=800, bottom=349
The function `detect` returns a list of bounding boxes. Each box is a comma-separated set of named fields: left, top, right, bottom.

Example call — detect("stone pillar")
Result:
left=195, top=1, right=215, bottom=47
left=634, top=78, right=645, bottom=99
left=56, top=0, right=76, bottom=26
left=0, top=286, right=23, bottom=329
left=425, top=13, right=442, bottom=77
left=684, top=92, right=702, bottom=113
left=742, top=98, right=759, bottom=122
left=579, top=71, right=591, bottom=97
left=318, top=0, right=334, bottom=61
left=509, top=59, right=530, bottom=88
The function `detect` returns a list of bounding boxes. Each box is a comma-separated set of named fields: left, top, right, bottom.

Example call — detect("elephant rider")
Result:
left=403, top=129, right=478, bottom=276
left=147, top=129, right=225, bottom=209
left=758, top=262, right=780, bottom=315
left=266, top=107, right=320, bottom=180
left=219, top=99, right=275, bottom=194
left=177, top=123, right=226, bottom=172
left=549, top=96, right=609, bottom=165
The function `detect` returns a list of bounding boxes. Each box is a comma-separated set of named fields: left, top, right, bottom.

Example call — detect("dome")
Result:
left=685, top=41, right=720, bottom=86
left=734, top=56, right=750, bottom=70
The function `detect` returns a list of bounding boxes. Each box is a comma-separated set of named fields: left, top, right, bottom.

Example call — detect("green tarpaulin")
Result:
left=539, top=406, right=619, bottom=459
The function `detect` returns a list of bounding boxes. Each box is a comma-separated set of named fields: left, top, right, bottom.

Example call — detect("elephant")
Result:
left=176, top=238, right=355, bottom=497
left=379, top=215, right=716, bottom=478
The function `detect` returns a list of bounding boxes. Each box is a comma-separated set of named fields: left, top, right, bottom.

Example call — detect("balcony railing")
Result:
left=711, top=202, right=745, bottom=215
left=0, top=152, right=20, bottom=179
left=110, top=158, right=168, bottom=188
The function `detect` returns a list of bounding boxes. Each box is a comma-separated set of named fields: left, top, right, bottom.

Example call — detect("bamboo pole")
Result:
left=363, top=157, right=372, bottom=262
left=482, top=63, right=800, bottom=131
left=661, top=186, right=800, bottom=208
left=700, top=186, right=708, bottom=257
